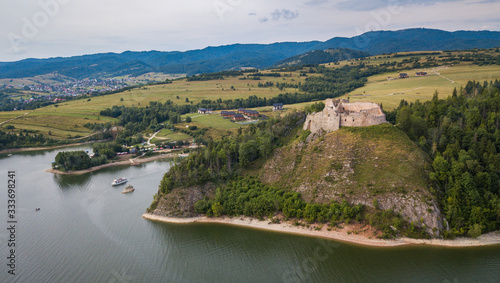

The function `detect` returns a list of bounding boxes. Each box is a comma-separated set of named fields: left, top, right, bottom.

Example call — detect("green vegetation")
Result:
left=150, top=111, right=429, bottom=239
left=194, top=176, right=365, bottom=222
left=154, top=111, right=304, bottom=198
left=344, top=50, right=500, bottom=109
left=276, top=48, right=370, bottom=67
left=53, top=151, right=92, bottom=171
left=388, top=81, right=500, bottom=238
left=0, top=129, right=57, bottom=150
left=52, top=142, right=126, bottom=171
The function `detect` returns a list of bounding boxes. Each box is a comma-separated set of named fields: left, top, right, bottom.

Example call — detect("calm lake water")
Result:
left=0, top=146, right=500, bottom=282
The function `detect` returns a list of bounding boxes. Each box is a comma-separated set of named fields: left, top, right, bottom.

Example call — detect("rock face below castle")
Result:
left=304, top=99, right=387, bottom=134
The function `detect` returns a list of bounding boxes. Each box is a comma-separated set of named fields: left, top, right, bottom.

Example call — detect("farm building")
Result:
left=399, top=73, right=409, bottom=79
left=246, top=110, right=260, bottom=117
left=232, top=113, right=245, bottom=121
left=220, top=111, right=236, bottom=118
left=273, top=103, right=284, bottom=111
left=198, top=108, right=213, bottom=114
left=415, top=72, right=428, bottom=76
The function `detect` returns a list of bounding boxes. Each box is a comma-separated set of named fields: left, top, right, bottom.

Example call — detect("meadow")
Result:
left=347, top=64, right=500, bottom=109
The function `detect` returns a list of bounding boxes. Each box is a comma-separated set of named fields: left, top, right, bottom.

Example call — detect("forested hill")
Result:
left=2, top=28, right=500, bottom=79
left=274, top=48, right=370, bottom=67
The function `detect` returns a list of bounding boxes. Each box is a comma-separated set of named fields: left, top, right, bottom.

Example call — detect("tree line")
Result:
left=388, top=80, right=500, bottom=238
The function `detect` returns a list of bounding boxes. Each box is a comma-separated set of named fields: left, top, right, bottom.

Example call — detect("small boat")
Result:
left=7, top=154, right=12, bottom=157
left=112, top=177, right=127, bottom=186
left=121, top=185, right=135, bottom=194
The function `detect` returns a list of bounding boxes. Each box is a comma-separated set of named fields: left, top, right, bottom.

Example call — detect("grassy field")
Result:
left=152, top=129, right=193, bottom=143
left=184, top=113, right=241, bottom=129
left=346, top=64, right=500, bottom=109
left=0, top=70, right=305, bottom=138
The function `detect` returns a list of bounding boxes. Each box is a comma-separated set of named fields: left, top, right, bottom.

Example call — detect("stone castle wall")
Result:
left=304, top=99, right=386, bottom=133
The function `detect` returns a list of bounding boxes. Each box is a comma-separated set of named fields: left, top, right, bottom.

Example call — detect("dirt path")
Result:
left=0, top=112, right=30, bottom=126
left=432, top=67, right=455, bottom=84
left=146, top=129, right=162, bottom=146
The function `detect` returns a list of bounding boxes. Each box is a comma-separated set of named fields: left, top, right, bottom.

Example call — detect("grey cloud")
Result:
left=258, top=17, right=269, bottom=23
left=271, top=9, right=299, bottom=21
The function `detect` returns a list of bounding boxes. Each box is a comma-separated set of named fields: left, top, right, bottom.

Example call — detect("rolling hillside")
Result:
left=1, top=28, right=500, bottom=79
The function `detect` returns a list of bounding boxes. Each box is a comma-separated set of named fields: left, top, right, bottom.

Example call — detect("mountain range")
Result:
left=2, top=28, right=500, bottom=80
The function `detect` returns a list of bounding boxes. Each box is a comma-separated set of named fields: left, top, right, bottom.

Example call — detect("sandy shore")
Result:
left=47, top=153, right=177, bottom=175
left=142, top=213, right=500, bottom=248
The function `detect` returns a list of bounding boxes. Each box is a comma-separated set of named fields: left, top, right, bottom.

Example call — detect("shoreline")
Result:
left=0, top=140, right=109, bottom=155
left=142, top=213, right=500, bottom=248
left=46, top=153, right=177, bottom=175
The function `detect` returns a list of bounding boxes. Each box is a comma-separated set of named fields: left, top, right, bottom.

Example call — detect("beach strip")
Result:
left=142, top=213, right=500, bottom=248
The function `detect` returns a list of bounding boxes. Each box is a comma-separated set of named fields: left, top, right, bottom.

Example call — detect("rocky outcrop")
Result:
left=152, top=183, right=216, bottom=218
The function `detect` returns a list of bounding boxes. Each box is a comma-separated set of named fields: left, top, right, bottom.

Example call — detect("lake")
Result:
left=0, top=146, right=499, bottom=282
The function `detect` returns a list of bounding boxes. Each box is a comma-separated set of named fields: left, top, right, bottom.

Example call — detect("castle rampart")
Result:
left=304, top=99, right=386, bottom=134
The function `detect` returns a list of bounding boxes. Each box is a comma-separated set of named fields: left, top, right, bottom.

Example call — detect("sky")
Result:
left=1, top=0, right=499, bottom=62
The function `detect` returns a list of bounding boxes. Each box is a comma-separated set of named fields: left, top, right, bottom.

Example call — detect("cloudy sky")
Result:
left=1, top=0, right=499, bottom=61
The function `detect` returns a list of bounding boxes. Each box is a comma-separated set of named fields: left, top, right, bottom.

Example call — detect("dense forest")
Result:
left=388, top=80, right=500, bottom=238
left=52, top=142, right=127, bottom=171
left=0, top=129, right=56, bottom=150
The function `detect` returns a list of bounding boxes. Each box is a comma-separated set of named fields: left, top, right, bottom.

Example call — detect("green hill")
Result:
left=275, top=48, right=370, bottom=67
left=258, top=124, right=441, bottom=234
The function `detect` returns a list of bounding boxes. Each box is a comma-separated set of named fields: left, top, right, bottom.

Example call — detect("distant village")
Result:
left=198, top=103, right=284, bottom=122
left=2, top=78, right=131, bottom=97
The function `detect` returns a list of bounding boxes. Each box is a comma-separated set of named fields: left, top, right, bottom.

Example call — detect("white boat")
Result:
left=112, top=177, right=127, bottom=186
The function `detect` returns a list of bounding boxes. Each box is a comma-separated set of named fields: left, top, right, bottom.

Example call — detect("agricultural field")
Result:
left=0, top=70, right=305, bottom=139
left=346, top=64, right=500, bottom=109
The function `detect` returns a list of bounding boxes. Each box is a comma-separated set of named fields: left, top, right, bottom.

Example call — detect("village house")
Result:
left=220, top=111, right=236, bottom=118
left=197, top=108, right=213, bottom=114
left=399, top=73, right=409, bottom=79
left=415, top=72, right=428, bottom=76
left=273, top=103, right=284, bottom=111
left=232, top=113, right=245, bottom=121
left=245, top=110, right=260, bottom=118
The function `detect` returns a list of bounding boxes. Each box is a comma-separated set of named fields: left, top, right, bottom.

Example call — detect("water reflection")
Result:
left=53, top=173, right=92, bottom=190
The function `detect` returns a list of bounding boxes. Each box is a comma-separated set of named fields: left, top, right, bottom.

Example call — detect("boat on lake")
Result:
left=122, top=185, right=135, bottom=194
left=112, top=177, right=127, bottom=186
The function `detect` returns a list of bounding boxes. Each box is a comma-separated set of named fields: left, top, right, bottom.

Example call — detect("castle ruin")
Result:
left=304, top=99, right=387, bottom=134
